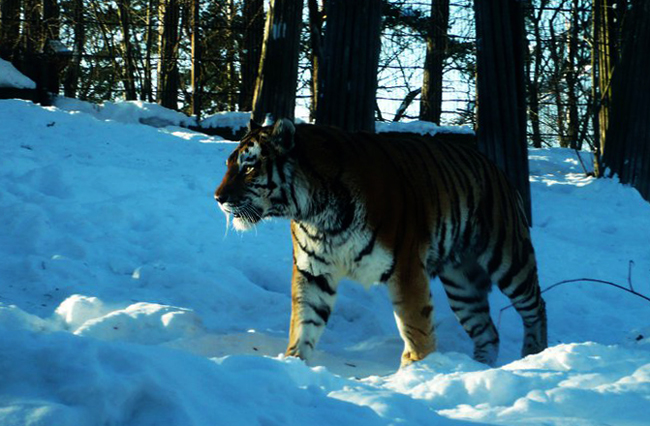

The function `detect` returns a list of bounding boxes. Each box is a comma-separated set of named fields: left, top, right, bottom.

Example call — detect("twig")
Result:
left=497, top=277, right=650, bottom=328
left=574, top=149, right=592, bottom=176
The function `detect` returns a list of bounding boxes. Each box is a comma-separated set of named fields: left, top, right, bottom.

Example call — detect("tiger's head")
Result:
left=215, top=118, right=298, bottom=231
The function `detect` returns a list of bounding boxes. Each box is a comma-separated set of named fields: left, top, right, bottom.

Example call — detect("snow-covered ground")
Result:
left=1, top=99, right=649, bottom=426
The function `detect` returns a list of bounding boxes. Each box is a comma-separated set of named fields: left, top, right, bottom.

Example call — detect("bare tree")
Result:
left=600, top=0, right=650, bottom=200
left=0, top=0, right=21, bottom=62
left=420, top=0, right=449, bottom=124
left=315, top=0, right=382, bottom=132
left=251, top=0, right=304, bottom=123
left=525, top=0, right=547, bottom=149
left=239, top=0, right=264, bottom=111
left=474, top=0, right=532, bottom=223
left=63, top=0, right=85, bottom=98
left=158, top=0, right=180, bottom=109
left=307, top=0, right=324, bottom=121
left=142, top=0, right=158, bottom=102
left=117, top=0, right=137, bottom=100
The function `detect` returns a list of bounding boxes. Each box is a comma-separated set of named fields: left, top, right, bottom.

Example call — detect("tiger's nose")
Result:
left=215, top=192, right=229, bottom=204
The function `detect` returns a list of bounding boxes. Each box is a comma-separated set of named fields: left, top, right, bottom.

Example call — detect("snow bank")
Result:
left=55, top=97, right=197, bottom=127
left=0, top=58, right=36, bottom=89
left=1, top=99, right=650, bottom=426
left=376, top=120, right=474, bottom=136
left=200, top=111, right=251, bottom=132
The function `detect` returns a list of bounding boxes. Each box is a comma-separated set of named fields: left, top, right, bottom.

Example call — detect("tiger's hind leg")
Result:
left=491, top=241, right=548, bottom=359
left=387, top=268, right=436, bottom=368
left=496, top=269, right=547, bottom=358
left=439, top=260, right=500, bottom=365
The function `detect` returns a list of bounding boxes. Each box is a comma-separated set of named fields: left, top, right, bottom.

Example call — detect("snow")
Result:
left=54, top=96, right=198, bottom=128
left=1, top=99, right=649, bottom=426
left=0, top=58, right=36, bottom=89
left=200, top=110, right=251, bottom=132
left=376, top=119, right=474, bottom=136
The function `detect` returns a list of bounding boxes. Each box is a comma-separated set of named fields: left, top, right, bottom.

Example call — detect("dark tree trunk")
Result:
left=21, top=0, right=42, bottom=84
left=315, top=0, right=382, bottom=133
left=594, top=0, right=622, bottom=176
left=158, top=0, right=180, bottom=109
left=239, top=0, right=264, bottom=112
left=42, top=0, right=63, bottom=97
left=420, top=0, right=449, bottom=124
left=63, top=0, right=84, bottom=98
left=190, top=0, right=201, bottom=117
left=117, top=0, right=137, bottom=100
left=474, top=0, right=532, bottom=224
left=239, top=0, right=264, bottom=111
left=601, top=0, right=650, bottom=201
left=565, top=0, right=580, bottom=149
left=251, top=0, right=304, bottom=123
left=526, top=0, right=546, bottom=149
left=0, top=0, right=21, bottom=62
left=548, top=22, right=567, bottom=147
left=307, top=0, right=324, bottom=121
left=142, top=0, right=157, bottom=102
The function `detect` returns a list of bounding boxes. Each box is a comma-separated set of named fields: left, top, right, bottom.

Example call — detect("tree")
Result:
left=599, top=0, right=650, bottom=201
left=158, top=0, right=181, bottom=109
left=525, top=0, right=547, bottom=149
left=420, top=0, right=449, bottom=124
left=142, top=0, right=158, bottom=102
left=117, top=0, right=137, bottom=100
left=0, top=0, right=21, bottom=62
left=251, top=0, right=304, bottom=123
left=239, top=0, right=264, bottom=112
left=474, top=0, right=532, bottom=223
left=593, top=0, right=625, bottom=175
left=63, top=0, right=85, bottom=98
left=315, top=0, right=382, bottom=132
left=190, top=0, right=201, bottom=116
left=307, top=0, right=324, bottom=121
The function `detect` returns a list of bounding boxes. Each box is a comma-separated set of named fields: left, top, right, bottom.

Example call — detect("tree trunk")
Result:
left=117, top=0, right=137, bottom=100
left=474, top=0, right=532, bottom=224
left=21, top=0, right=42, bottom=85
left=63, top=0, right=84, bottom=98
left=239, top=0, right=264, bottom=112
left=158, top=0, right=180, bottom=109
left=315, top=0, right=382, bottom=132
left=0, top=0, right=21, bottom=62
left=526, top=0, right=546, bottom=149
left=420, top=0, right=449, bottom=124
left=190, top=0, right=201, bottom=117
left=565, top=0, right=580, bottom=150
left=307, top=0, right=324, bottom=121
left=142, top=0, right=157, bottom=102
left=226, top=0, right=238, bottom=111
left=601, top=0, right=650, bottom=201
left=594, top=0, right=620, bottom=176
left=42, top=0, right=62, bottom=97
left=251, top=0, right=304, bottom=123
left=548, top=22, right=567, bottom=147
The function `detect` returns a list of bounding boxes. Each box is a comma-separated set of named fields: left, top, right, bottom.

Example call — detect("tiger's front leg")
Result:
left=285, top=263, right=338, bottom=362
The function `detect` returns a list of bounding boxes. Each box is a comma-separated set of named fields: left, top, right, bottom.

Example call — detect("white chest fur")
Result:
left=291, top=222, right=394, bottom=287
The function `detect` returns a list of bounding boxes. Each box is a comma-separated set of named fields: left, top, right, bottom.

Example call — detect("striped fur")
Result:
left=215, top=119, right=547, bottom=367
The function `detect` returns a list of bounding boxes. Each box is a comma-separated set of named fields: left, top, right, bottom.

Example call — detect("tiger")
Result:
left=214, top=118, right=547, bottom=367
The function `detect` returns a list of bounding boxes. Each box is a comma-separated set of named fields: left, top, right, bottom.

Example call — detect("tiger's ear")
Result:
left=247, top=119, right=262, bottom=133
left=270, top=118, right=295, bottom=153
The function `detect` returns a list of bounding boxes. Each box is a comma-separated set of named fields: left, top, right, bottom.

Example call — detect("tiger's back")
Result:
left=215, top=119, right=547, bottom=367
